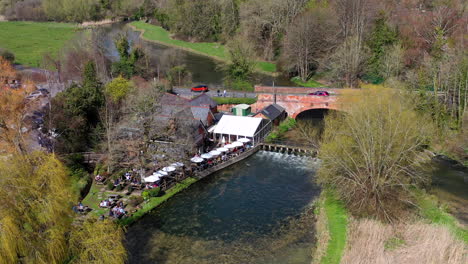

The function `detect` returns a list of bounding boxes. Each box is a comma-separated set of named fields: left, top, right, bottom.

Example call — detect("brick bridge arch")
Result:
left=252, top=85, right=355, bottom=119
left=292, top=106, right=341, bottom=119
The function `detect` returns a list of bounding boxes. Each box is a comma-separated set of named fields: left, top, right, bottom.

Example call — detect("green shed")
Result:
left=232, top=104, right=251, bottom=116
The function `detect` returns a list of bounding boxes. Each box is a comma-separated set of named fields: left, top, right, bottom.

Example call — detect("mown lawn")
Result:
left=212, top=97, right=257, bottom=105
left=130, top=21, right=277, bottom=73
left=320, top=190, right=348, bottom=264
left=0, top=21, right=78, bottom=67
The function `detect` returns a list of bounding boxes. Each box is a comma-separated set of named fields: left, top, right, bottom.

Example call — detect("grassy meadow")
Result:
left=0, top=21, right=78, bottom=67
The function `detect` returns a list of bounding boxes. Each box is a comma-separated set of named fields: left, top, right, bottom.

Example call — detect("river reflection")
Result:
left=126, top=151, right=320, bottom=264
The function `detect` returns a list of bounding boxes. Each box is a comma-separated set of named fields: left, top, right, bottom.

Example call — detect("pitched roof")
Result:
left=259, top=104, right=285, bottom=120
left=213, top=115, right=263, bottom=137
left=233, top=104, right=251, bottom=110
left=160, top=93, right=190, bottom=107
left=189, top=94, right=217, bottom=108
left=191, top=106, right=212, bottom=126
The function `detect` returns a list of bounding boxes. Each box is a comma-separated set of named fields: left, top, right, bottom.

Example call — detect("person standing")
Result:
left=223, top=90, right=227, bottom=97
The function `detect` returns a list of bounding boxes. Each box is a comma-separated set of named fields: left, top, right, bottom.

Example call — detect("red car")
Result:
left=308, top=91, right=330, bottom=96
left=191, top=85, right=209, bottom=92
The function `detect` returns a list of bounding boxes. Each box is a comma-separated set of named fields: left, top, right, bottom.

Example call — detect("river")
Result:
left=125, top=151, right=321, bottom=264
left=94, top=23, right=293, bottom=87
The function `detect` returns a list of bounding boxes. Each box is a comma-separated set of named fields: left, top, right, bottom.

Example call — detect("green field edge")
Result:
left=128, top=22, right=278, bottom=76
left=319, top=189, right=348, bottom=264
left=118, top=177, right=198, bottom=226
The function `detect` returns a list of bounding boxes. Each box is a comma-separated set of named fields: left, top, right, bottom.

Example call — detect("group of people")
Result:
left=109, top=202, right=126, bottom=219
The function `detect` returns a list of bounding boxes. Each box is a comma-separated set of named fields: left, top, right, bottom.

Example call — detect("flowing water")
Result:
left=125, top=151, right=321, bottom=264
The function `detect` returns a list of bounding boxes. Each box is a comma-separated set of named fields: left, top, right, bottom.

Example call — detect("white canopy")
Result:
left=225, top=144, right=236, bottom=149
left=157, top=170, right=168, bottom=176
left=162, top=166, right=176, bottom=172
left=143, top=175, right=161, bottom=183
left=209, top=150, right=221, bottom=156
left=213, top=115, right=262, bottom=137
left=190, top=157, right=204, bottom=163
left=232, top=141, right=244, bottom=147
left=216, top=147, right=228, bottom=153
left=201, top=153, right=213, bottom=159
left=171, top=162, right=184, bottom=167
left=238, top=138, right=251, bottom=143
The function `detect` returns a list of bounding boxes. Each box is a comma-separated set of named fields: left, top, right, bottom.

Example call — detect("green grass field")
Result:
left=0, top=21, right=78, bottom=67
left=320, top=190, right=348, bottom=264
left=130, top=21, right=277, bottom=73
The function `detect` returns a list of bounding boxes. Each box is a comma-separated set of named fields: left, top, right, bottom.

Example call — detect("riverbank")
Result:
left=128, top=21, right=277, bottom=75
left=0, top=21, right=78, bottom=67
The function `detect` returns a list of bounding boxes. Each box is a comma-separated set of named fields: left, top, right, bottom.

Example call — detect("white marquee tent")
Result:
left=213, top=115, right=271, bottom=146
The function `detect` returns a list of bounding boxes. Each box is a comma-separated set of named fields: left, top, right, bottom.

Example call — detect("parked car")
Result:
left=191, top=85, right=209, bottom=92
left=308, top=91, right=330, bottom=96
left=37, top=88, right=49, bottom=95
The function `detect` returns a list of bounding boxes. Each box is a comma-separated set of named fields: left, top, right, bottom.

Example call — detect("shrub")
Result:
left=115, top=184, right=124, bottom=192
left=128, top=196, right=144, bottom=207
left=107, top=182, right=114, bottom=191
left=317, top=88, right=433, bottom=220
left=212, top=97, right=257, bottom=105
left=126, top=186, right=134, bottom=195
left=148, top=187, right=161, bottom=197
left=142, top=190, right=150, bottom=200
left=0, top=49, right=15, bottom=62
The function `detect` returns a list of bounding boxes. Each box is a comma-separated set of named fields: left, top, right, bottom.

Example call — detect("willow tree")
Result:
left=317, top=88, right=434, bottom=221
left=69, top=219, right=127, bottom=264
left=0, top=153, right=72, bottom=263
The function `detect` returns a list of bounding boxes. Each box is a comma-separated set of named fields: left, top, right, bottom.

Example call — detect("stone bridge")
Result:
left=252, top=85, right=359, bottom=118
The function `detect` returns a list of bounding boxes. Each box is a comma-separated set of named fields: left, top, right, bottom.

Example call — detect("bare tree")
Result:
left=282, top=8, right=339, bottom=81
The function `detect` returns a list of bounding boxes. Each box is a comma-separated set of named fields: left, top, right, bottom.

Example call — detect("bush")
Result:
left=115, top=184, right=124, bottom=192
left=128, top=196, right=144, bottom=207
left=0, top=49, right=15, bottom=62
left=212, top=97, right=257, bottom=105
left=107, top=182, right=114, bottom=191
left=148, top=187, right=161, bottom=197
left=126, top=186, right=134, bottom=195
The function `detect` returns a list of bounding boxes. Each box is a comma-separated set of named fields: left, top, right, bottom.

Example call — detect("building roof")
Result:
left=233, top=104, right=251, bottom=110
left=160, top=93, right=190, bottom=107
left=191, top=106, right=212, bottom=126
left=213, top=115, right=263, bottom=137
left=189, top=94, right=217, bottom=108
left=259, top=104, right=285, bottom=120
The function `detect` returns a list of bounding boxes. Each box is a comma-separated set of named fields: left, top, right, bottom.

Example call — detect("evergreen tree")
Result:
left=366, top=13, right=398, bottom=83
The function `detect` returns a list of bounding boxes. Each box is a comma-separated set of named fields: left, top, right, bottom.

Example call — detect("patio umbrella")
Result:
left=238, top=138, right=251, bottom=143
left=190, top=157, right=204, bottom=163
left=157, top=170, right=169, bottom=176
left=225, top=144, right=236, bottom=149
left=143, top=175, right=161, bottom=183
left=232, top=141, right=244, bottom=147
left=171, top=162, right=184, bottom=167
left=201, top=153, right=213, bottom=159
left=216, top=147, right=228, bottom=153
left=162, top=166, right=176, bottom=172
left=209, top=150, right=221, bottom=156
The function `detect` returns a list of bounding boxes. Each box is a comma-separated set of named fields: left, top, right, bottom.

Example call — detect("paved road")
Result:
left=173, top=87, right=257, bottom=98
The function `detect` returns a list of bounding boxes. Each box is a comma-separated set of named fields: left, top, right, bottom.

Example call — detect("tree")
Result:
left=365, top=13, right=398, bottom=82
left=0, top=152, right=127, bottom=263
left=69, top=219, right=127, bottom=264
left=103, top=77, right=133, bottom=171
left=328, top=36, right=369, bottom=87
left=225, top=36, right=255, bottom=82
left=317, top=87, right=433, bottom=221
left=111, top=35, right=144, bottom=79
left=0, top=58, right=33, bottom=154
left=47, top=61, right=104, bottom=153
left=0, top=153, right=72, bottom=263
left=282, top=8, right=338, bottom=81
